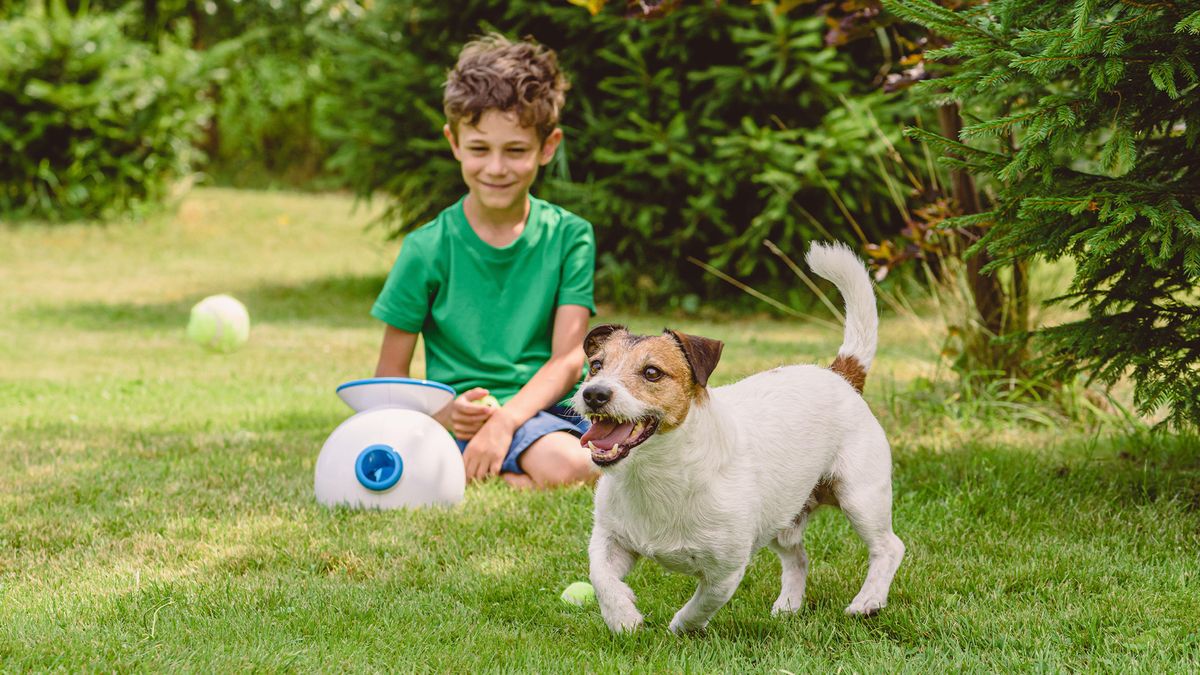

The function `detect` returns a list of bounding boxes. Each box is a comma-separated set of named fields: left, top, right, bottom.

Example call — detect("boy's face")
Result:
left=444, top=110, right=562, bottom=216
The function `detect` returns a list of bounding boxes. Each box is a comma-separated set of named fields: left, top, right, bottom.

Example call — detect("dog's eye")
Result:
left=589, top=360, right=602, bottom=375
left=643, top=366, right=664, bottom=381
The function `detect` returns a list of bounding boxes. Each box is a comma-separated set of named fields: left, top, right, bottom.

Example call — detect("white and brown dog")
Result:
left=574, top=242, right=904, bottom=635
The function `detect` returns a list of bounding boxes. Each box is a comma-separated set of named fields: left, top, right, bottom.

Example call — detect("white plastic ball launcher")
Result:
left=315, top=378, right=465, bottom=509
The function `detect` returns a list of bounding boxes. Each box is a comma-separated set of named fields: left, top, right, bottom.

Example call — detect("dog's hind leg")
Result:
left=833, top=455, right=905, bottom=616
left=769, top=510, right=810, bottom=614
left=668, top=563, right=748, bottom=635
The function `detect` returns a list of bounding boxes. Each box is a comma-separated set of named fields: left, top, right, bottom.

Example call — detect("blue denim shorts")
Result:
left=454, top=405, right=590, bottom=475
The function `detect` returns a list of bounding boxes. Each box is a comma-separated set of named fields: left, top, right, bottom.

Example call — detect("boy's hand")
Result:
left=449, top=388, right=496, bottom=440
left=462, top=413, right=517, bottom=482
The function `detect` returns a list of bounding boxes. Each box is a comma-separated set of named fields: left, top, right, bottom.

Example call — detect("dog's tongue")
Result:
left=579, top=419, right=635, bottom=451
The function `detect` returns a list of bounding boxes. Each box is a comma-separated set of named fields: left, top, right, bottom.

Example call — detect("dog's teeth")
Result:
left=587, top=441, right=597, bottom=452
left=612, top=443, right=621, bottom=454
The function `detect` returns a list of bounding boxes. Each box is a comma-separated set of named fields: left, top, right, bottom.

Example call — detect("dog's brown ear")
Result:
left=667, top=329, right=724, bottom=388
left=584, top=324, right=625, bottom=357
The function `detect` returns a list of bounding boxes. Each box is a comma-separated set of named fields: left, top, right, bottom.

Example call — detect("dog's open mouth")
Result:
left=579, top=415, right=660, bottom=466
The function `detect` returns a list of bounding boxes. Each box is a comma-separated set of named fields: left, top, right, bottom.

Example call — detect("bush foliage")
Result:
left=60, top=0, right=334, bottom=188
left=0, top=2, right=212, bottom=221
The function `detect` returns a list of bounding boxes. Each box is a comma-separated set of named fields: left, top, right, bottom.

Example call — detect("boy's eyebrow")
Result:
left=465, top=141, right=532, bottom=148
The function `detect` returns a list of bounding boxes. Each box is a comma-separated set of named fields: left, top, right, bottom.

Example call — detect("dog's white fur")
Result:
left=576, top=242, right=904, bottom=634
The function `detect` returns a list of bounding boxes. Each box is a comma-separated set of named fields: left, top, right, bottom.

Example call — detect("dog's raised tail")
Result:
left=805, top=242, right=878, bottom=393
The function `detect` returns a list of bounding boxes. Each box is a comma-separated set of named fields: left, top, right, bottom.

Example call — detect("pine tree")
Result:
left=884, top=0, right=1200, bottom=427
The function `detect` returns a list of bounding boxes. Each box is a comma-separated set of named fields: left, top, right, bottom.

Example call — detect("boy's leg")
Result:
left=514, top=431, right=597, bottom=488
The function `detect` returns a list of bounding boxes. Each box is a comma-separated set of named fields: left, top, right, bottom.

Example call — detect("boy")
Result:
left=371, top=34, right=596, bottom=490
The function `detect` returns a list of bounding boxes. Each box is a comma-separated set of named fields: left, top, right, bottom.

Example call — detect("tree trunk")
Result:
left=938, top=103, right=1005, bottom=335
left=937, top=102, right=1028, bottom=375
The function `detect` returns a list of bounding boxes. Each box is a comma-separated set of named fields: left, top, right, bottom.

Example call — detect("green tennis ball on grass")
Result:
left=187, top=294, right=250, bottom=353
left=560, top=581, right=595, bottom=607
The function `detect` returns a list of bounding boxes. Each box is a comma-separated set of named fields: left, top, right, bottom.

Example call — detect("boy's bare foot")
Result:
left=502, top=473, right=536, bottom=490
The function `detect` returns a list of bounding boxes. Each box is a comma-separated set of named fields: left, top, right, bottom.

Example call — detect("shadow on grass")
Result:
left=898, top=431, right=1200, bottom=515
left=21, top=274, right=387, bottom=330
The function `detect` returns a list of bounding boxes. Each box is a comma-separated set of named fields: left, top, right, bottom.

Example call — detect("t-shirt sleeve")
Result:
left=558, top=218, right=596, bottom=315
left=371, top=234, right=436, bottom=332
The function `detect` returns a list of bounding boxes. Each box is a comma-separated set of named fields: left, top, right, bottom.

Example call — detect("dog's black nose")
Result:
left=582, top=384, right=612, bottom=408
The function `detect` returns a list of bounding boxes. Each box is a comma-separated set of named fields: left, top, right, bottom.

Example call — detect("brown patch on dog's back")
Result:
left=796, top=476, right=841, bottom=523
left=830, top=354, right=866, bottom=393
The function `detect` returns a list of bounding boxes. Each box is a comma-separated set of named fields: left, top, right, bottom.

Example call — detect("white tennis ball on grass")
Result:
left=187, top=294, right=250, bottom=353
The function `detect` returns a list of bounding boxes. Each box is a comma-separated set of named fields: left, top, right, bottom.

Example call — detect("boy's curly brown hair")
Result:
left=443, top=33, right=569, bottom=143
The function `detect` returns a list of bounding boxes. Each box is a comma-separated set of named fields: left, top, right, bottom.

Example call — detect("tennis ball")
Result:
left=560, top=581, right=595, bottom=607
left=187, top=294, right=250, bottom=353
left=472, top=394, right=500, bottom=408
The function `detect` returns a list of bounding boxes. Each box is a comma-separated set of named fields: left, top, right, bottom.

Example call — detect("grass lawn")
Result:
left=2, top=188, right=1198, bottom=671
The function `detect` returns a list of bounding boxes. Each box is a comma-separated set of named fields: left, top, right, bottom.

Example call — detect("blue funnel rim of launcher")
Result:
left=355, top=444, right=404, bottom=491
left=336, top=377, right=457, bottom=416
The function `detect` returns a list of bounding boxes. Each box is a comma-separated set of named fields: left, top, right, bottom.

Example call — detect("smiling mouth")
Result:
left=579, top=415, right=661, bottom=466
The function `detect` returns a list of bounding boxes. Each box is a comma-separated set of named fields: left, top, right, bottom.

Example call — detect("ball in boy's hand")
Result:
left=472, top=394, right=500, bottom=408
left=560, top=581, right=595, bottom=607
left=187, top=294, right=250, bottom=353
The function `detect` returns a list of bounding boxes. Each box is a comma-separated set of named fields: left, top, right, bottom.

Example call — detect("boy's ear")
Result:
left=444, top=124, right=462, bottom=160
left=539, top=127, right=563, bottom=166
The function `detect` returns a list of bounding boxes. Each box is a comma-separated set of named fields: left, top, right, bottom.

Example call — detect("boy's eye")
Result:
left=643, top=366, right=663, bottom=382
left=589, top=360, right=602, bottom=375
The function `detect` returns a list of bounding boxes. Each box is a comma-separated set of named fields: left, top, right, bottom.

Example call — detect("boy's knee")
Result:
left=521, top=434, right=597, bottom=487
left=543, top=453, right=595, bottom=487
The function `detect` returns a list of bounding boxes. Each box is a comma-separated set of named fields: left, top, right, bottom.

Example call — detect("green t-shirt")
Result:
left=371, top=195, right=596, bottom=404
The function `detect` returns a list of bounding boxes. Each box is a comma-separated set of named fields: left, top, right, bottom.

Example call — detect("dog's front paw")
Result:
left=771, top=594, right=805, bottom=615
left=603, top=608, right=644, bottom=634
left=844, top=593, right=887, bottom=617
left=668, top=614, right=708, bottom=636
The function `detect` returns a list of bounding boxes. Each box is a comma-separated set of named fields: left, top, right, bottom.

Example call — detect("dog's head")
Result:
left=573, top=324, right=724, bottom=467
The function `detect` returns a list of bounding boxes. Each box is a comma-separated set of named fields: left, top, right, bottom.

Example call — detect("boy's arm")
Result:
left=374, top=325, right=454, bottom=430
left=463, top=304, right=589, bottom=481
left=375, top=324, right=418, bottom=378
left=497, top=303, right=590, bottom=426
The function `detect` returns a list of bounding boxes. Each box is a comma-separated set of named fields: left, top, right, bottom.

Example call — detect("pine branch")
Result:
left=960, top=109, right=1042, bottom=138
left=1178, top=10, right=1200, bottom=34
left=1072, top=0, right=1099, bottom=38
left=903, top=125, right=1009, bottom=165
left=882, top=0, right=1005, bottom=46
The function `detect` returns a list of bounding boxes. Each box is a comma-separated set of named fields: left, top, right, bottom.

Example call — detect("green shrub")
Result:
left=888, top=0, right=1200, bottom=427
left=56, top=0, right=335, bottom=189
left=312, top=1, right=924, bottom=305
left=210, top=33, right=330, bottom=188
left=192, top=2, right=335, bottom=189
left=0, top=2, right=211, bottom=221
